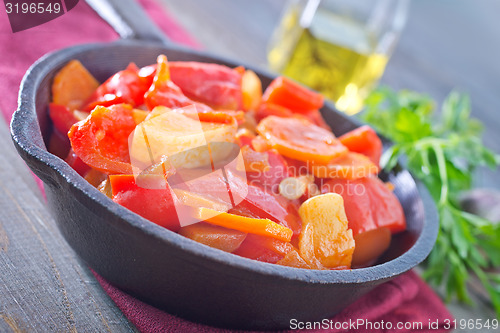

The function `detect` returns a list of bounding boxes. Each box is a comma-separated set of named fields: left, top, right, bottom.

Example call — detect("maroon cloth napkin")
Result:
left=1, top=1, right=453, bottom=332
left=93, top=269, right=453, bottom=333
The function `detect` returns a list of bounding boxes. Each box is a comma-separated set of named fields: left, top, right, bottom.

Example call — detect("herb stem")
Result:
left=432, top=143, right=449, bottom=206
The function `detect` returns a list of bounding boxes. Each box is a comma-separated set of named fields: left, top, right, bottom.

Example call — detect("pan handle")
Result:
left=85, top=0, right=171, bottom=45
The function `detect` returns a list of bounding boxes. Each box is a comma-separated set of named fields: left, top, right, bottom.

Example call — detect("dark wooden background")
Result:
left=0, top=0, right=498, bottom=331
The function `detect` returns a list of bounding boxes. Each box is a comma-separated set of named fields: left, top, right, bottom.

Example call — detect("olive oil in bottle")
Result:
left=268, top=5, right=388, bottom=115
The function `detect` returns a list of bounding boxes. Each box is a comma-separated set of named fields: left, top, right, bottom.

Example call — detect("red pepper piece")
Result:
left=262, top=76, right=324, bottom=113
left=49, top=103, right=81, bottom=135
left=169, top=61, right=243, bottom=110
left=68, top=104, right=136, bottom=174
left=84, top=63, right=152, bottom=111
left=144, top=55, right=212, bottom=112
left=339, top=125, right=383, bottom=167
left=110, top=174, right=181, bottom=231
left=138, top=64, right=157, bottom=86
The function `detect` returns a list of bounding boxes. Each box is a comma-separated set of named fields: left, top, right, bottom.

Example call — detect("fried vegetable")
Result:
left=339, top=125, right=383, bottom=166
left=170, top=61, right=244, bottom=110
left=84, top=62, right=153, bottom=111
left=257, top=116, right=348, bottom=163
left=351, top=227, right=391, bottom=268
left=262, top=76, right=323, bottom=113
left=179, top=223, right=247, bottom=253
left=276, top=249, right=312, bottom=269
left=233, top=234, right=294, bottom=264
left=52, top=59, right=99, bottom=111
left=193, top=207, right=293, bottom=242
left=321, top=177, right=406, bottom=235
left=68, top=104, right=136, bottom=174
left=298, top=193, right=355, bottom=269
left=110, top=174, right=180, bottom=231
left=144, top=55, right=212, bottom=112
left=241, top=69, right=262, bottom=111
left=309, top=152, right=379, bottom=180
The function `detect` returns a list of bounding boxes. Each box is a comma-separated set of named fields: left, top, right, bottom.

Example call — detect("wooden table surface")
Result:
left=0, top=0, right=498, bottom=332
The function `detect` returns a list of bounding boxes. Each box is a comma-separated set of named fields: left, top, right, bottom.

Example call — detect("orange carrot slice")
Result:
left=179, top=223, right=247, bottom=253
left=256, top=116, right=347, bottom=163
left=193, top=207, right=293, bottom=242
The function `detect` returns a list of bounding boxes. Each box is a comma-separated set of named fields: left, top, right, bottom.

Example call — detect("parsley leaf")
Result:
left=362, top=87, right=500, bottom=316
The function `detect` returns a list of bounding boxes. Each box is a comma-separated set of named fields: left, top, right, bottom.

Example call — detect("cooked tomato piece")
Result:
left=282, top=156, right=309, bottom=178
left=339, top=125, right=383, bottom=166
left=169, top=61, right=244, bottom=110
left=228, top=193, right=302, bottom=240
left=84, top=168, right=107, bottom=188
left=256, top=116, right=348, bottom=164
left=309, top=152, right=379, bottom=180
left=110, top=174, right=180, bottom=231
left=68, top=104, right=136, bottom=174
left=84, top=63, right=152, bottom=111
left=179, top=222, right=247, bottom=253
left=262, top=76, right=324, bottom=113
left=321, top=177, right=406, bottom=235
left=256, top=105, right=329, bottom=132
left=233, top=234, right=294, bottom=264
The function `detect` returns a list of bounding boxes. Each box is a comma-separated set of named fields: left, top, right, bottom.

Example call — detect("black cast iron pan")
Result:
left=10, top=0, right=438, bottom=329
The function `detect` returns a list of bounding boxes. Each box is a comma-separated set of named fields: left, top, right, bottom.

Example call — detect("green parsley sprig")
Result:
left=361, top=87, right=500, bottom=316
